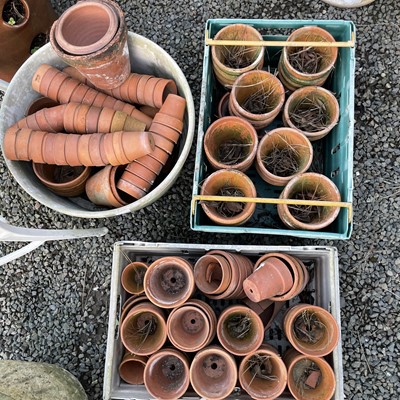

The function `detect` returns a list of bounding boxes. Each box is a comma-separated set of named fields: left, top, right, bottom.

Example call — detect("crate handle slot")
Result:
left=205, top=30, right=355, bottom=48
left=192, top=195, right=353, bottom=223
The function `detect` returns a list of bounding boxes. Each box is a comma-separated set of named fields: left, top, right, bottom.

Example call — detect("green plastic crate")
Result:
left=191, top=19, right=355, bottom=240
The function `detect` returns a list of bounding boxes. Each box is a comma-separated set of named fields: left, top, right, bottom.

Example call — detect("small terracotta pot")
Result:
left=200, top=169, right=257, bottom=226
left=278, top=173, right=341, bottom=230
left=167, top=304, right=211, bottom=352
left=230, top=70, right=285, bottom=129
left=144, top=348, right=190, bottom=400
left=239, top=344, right=287, bottom=400
left=243, top=298, right=285, bottom=332
left=256, top=128, right=314, bottom=186
left=116, top=178, right=147, bottom=200
left=62, top=65, right=95, bottom=87
left=283, top=304, right=340, bottom=357
left=190, top=346, right=237, bottom=400
left=217, top=305, right=264, bottom=356
left=16, top=104, right=66, bottom=133
left=284, top=348, right=336, bottom=400
left=120, top=301, right=167, bottom=356
left=151, top=132, right=175, bottom=155
left=125, top=162, right=157, bottom=184
left=153, top=113, right=183, bottom=133
left=121, top=262, right=148, bottom=295
left=283, top=86, right=340, bottom=141
left=278, top=26, right=338, bottom=91
left=50, top=0, right=130, bottom=90
left=120, top=295, right=147, bottom=323
left=144, top=256, right=195, bottom=308
left=243, top=256, right=294, bottom=302
left=119, top=353, right=147, bottom=385
left=119, top=170, right=152, bottom=193
left=217, top=92, right=230, bottom=118
left=139, top=105, right=160, bottom=118
left=33, top=163, right=91, bottom=197
left=26, top=97, right=59, bottom=115
left=211, top=24, right=264, bottom=88
left=158, top=93, right=186, bottom=121
left=204, top=116, right=258, bottom=171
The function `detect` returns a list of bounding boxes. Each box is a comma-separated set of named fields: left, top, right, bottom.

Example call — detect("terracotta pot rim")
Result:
left=121, top=261, right=148, bottom=295
left=1, top=0, right=30, bottom=29
left=119, top=353, right=147, bottom=385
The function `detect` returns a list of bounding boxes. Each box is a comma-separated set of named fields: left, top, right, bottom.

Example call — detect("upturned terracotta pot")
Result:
left=243, top=256, right=294, bottom=302
left=283, top=304, right=340, bottom=357
left=211, top=24, right=264, bottom=88
left=256, top=128, right=313, bottom=186
left=217, top=305, right=264, bottom=356
left=217, top=92, right=230, bottom=118
left=32, top=163, right=90, bottom=197
left=120, top=301, right=167, bottom=356
left=200, top=169, right=257, bottom=226
left=243, top=298, right=285, bottom=332
left=167, top=304, right=211, bottom=352
left=119, top=353, right=147, bottom=385
left=230, top=70, right=285, bottom=129
left=118, top=170, right=152, bottom=193
left=239, top=344, right=287, bottom=400
left=190, top=346, right=237, bottom=400
left=284, top=348, right=336, bottom=400
left=143, top=256, right=195, bottom=308
left=278, top=173, right=341, bottom=230
left=50, top=0, right=130, bottom=90
left=204, top=116, right=258, bottom=171
left=283, top=86, right=340, bottom=141
left=144, top=348, right=190, bottom=400
left=121, top=262, right=148, bottom=295
left=0, top=0, right=57, bottom=82
left=32, top=64, right=152, bottom=128
left=278, top=27, right=338, bottom=91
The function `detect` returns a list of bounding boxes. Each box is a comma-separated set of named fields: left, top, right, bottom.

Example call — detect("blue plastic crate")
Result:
left=191, top=19, right=355, bottom=240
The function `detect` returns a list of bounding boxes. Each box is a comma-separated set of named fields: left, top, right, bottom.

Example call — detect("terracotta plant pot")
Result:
left=277, top=173, right=341, bottom=230
left=284, top=348, right=336, bottom=400
left=217, top=92, right=230, bottom=118
left=230, top=70, right=285, bottom=129
left=190, top=346, right=237, bottom=400
left=32, top=163, right=90, bottom=197
left=283, top=304, right=340, bottom=357
left=243, top=298, right=285, bottom=332
left=217, top=305, right=264, bottom=356
left=0, top=0, right=57, bottom=82
left=139, top=105, right=160, bottom=118
left=50, top=0, right=130, bottom=90
left=119, top=353, right=147, bottom=385
left=167, top=304, right=212, bottom=352
left=243, top=256, right=294, bottom=302
left=283, top=86, right=340, bottom=141
left=278, top=27, right=338, bottom=91
left=256, top=128, right=313, bottom=186
left=239, top=344, right=287, bottom=400
left=120, top=301, right=167, bottom=356
left=144, top=348, right=190, bottom=400
left=120, top=295, right=147, bottom=323
left=143, top=256, right=195, bottom=308
left=27, top=97, right=59, bottom=115
left=121, top=261, right=148, bottom=295
left=200, top=169, right=257, bottom=226
left=204, top=116, right=258, bottom=171
left=32, top=64, right=152, bottom=128
left=211, top=24, right=264, bottom=88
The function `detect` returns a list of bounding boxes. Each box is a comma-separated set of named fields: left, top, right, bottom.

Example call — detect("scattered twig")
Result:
left=290, top=95, right=329, bottom=132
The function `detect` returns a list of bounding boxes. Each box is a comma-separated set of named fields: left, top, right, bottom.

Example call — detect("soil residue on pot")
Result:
left=160, top=268, right=187, bottom=294
left=288, top=47, right=324, bottom=74
left=293, top=310, right=326, bottom=344
left=245, top=354, right=278, bottom=384
left=226, top=314, right=252, bottom=339
left=218, top=140, right=251, bottom=165
left=289, top=96, right=329, bottom=132
left=161, top=356, right=184, bottom=383
left=262, top=143, right=302, bottom=177
left=202, top=354, right=226, bottom=379
left=241, top=84, right=278, bottom=114
left=292, top=358, right=322, bottom=392
left=53, top=166, right=85, bottom=183
left=2, top=0, right=25, bottom=25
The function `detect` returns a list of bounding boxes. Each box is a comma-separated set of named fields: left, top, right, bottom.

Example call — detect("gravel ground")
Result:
left=0, top=0, right=399, bottom=399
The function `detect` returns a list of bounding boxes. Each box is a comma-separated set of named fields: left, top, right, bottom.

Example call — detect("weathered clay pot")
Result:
left=120, top=295, right=147, bottom=323
left=211, top=24, right=264, bottom=88
left=0, top=0, right=57, bottom=82
left=256, top=128, right=313, bottom=186
left=230, top=70, right=285, bottom=129
left=116, top=178, right=147, bottom=200
left=120, top=301, right=167, bottom=356
left=118, top=170, right=152, bottom=193
left=32, top=163, right=90, bottom=197
left=140, top=105, right=160, bottom=118
left=26, top=97, right=59, bottom=115
left=204, top=116, right=258, bottom=171
left=283, top=304, right=340, bottom=357
left=119, top=353, right=147, bottom=385
left=243, top=298, right=285, bottom=332
left=284, top=348, right=336, bottom=400
left=190, top=346, right=237, bottom=400
left=144, top=348, right=190, bottom=400
left=144, top=256, right=195, bottom=308
left=121, top=261, right=148, bottom=295
left=167, top=304, right=211, bottom=352
left=277, top=173, right=341, bottom=230
left=217, top=92, right=230, bottom=118
left=200, top=169, right=257, bottom=226
left=239, top=344, right=287, bottom=400
left=278, top=27, right=338, bottom=91
left=217, top=305, right=264, bottom=356
left=283, top=86, right=340, bottom=141
left=15, top=104, right=66, bottom=132
left=50, top=0, right=130, bottom=90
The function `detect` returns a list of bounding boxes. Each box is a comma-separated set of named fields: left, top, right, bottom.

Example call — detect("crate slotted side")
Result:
left=103, top=241, right=343, bottom=400
left=191, top=19, right=355, bottom=240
